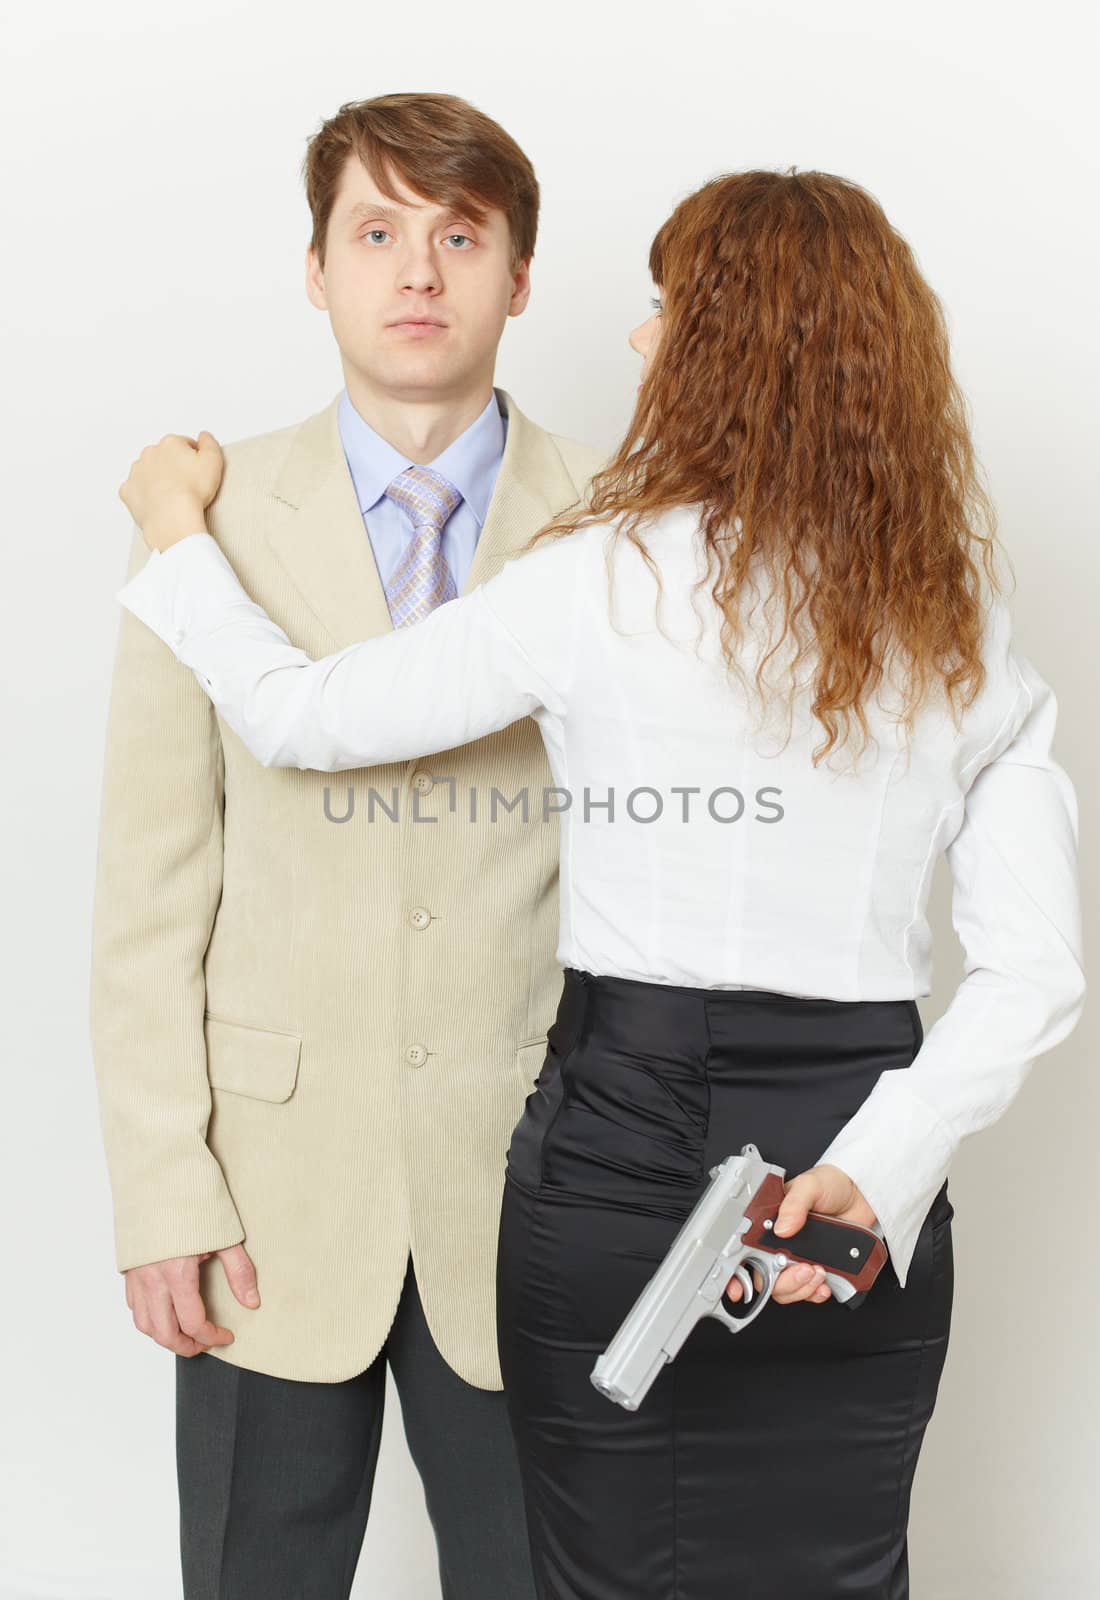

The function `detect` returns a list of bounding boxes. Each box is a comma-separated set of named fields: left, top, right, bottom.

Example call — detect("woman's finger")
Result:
left=725, top=1260, right=831, bottom=1306
left=773, top=1263, right=829, bottom=1304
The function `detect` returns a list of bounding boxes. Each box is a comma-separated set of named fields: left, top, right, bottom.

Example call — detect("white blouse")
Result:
left=116, top=507, right=1086, bottom=1290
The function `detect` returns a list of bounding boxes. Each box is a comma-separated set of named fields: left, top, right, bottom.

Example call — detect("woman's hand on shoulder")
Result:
left=119, top=430, right=224, bottom=551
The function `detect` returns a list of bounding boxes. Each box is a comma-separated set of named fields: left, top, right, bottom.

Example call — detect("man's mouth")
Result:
left=388, top=317, right=448, bottom=334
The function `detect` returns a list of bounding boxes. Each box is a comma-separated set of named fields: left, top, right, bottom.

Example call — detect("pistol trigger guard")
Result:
left=709, top=1249, right=786, bottom=1334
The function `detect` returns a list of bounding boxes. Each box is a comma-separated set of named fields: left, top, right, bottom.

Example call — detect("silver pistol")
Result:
left=590, top=1143, right=888, bottom=1411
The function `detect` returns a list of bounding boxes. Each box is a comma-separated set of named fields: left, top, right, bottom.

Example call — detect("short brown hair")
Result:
left=301, top=92, right=539, bottom=271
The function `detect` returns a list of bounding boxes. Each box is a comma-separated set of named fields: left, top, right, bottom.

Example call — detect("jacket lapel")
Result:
left=265, top=388, right=583, bottom=651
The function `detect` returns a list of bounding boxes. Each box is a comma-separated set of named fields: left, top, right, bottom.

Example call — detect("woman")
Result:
left=115, top=170, right=1083, bottom=1598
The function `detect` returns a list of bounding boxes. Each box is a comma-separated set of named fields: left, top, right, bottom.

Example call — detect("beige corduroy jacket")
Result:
left=89, top=387, right=604, bottom=1386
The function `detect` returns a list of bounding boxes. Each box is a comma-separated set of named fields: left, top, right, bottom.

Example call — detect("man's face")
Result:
left=306, top=156, right=531, bottom=403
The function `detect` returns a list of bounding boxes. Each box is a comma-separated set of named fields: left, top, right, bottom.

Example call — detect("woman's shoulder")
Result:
left=477, top=508, right=699, bottom=637
left=976, top=590, right=1034, bottom=705
left=952, top=589, right=1050, bottom=781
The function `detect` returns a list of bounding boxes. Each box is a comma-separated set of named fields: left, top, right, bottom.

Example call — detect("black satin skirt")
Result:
left=496, top=967, right=954, bottom=1600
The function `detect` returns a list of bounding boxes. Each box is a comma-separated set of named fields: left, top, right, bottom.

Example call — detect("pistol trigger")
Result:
left=733, top=1264, right=755, bottom=1303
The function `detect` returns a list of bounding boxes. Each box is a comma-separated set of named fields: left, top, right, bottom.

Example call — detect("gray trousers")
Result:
left=175, top=1251, right=537, bottom=1600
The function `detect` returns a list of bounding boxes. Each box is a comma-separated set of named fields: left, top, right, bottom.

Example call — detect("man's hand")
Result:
left=725, top=1163, right=879, bottom=1308
left=123, top=1241, right=261, bottom=1357
left=118, top=430, right=225, bottom=552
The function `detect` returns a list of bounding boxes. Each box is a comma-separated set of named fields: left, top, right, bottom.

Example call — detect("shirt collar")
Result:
left=337, top=387, right=506, bottom=530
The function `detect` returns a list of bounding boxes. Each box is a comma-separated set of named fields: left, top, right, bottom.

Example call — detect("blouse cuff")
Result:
left=813, top=1071, right=956, bottom=1288
left=116, top=532, right=228, bottom=654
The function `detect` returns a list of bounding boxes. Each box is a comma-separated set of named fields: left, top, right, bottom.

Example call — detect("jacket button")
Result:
left=408, top=907, right=431, bottom=930
left=411, top=770, right=434, bottom=792
left=405, top=1044, right=428, bottom=1068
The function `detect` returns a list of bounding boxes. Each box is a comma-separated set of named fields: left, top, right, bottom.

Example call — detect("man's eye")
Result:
left=365, top=230, right=389, bottom=244
left=446, top=234, right=473, bottom=248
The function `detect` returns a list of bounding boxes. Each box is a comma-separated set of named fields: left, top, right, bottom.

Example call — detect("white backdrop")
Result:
left=1, top=1, right=1096, bottom=1595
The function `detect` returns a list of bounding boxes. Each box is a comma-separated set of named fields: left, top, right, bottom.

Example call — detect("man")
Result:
left=89, top=91, right=604, bottom=1600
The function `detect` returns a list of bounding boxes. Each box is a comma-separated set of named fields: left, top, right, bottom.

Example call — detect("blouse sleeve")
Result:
left=814, top=646, right=1086, bottom=1288
left=115, top=530, right=583, bottom=771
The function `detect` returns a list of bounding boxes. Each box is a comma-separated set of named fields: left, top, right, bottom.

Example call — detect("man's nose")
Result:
left=397, top=245, right=443, bottom=294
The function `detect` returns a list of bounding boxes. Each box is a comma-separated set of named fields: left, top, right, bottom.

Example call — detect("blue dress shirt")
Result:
left=336, top=387, right=508, bottom=598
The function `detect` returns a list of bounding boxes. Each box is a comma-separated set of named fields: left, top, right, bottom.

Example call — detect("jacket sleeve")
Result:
left=90, top=523, right=246, bottom=1272
left=814, top=647, right=1086, bottom=1287
left=116, top=530, right=581, bottom=771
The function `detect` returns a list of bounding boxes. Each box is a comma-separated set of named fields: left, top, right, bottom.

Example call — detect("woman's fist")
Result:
left=726, top=1163, right=878, bottom=1307
left=119, top=429, right=225, bottom=551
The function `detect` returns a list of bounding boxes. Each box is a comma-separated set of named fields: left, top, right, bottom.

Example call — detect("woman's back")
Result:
left=489, top=506, right=1047, bottom=1000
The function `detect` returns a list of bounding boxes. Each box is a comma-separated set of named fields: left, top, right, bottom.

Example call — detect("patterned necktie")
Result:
left=383, top=465, right=462, bottom=628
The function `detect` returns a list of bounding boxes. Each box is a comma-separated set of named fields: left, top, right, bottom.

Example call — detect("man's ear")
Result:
left=507, top=257, right=532, bottom=318
left=305, top=244, right=327, bottom=311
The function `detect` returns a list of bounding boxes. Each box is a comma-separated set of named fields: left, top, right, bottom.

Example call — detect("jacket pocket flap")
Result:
left=204, top=1014, right=302, bottom=1103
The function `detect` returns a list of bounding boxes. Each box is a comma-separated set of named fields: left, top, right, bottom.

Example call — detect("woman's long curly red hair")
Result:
left=527, top=169, right=1010, bottom=768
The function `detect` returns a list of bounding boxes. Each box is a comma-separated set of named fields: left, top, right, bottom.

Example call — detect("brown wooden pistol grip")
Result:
left=739, top=1171, right=888, bottom=1302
